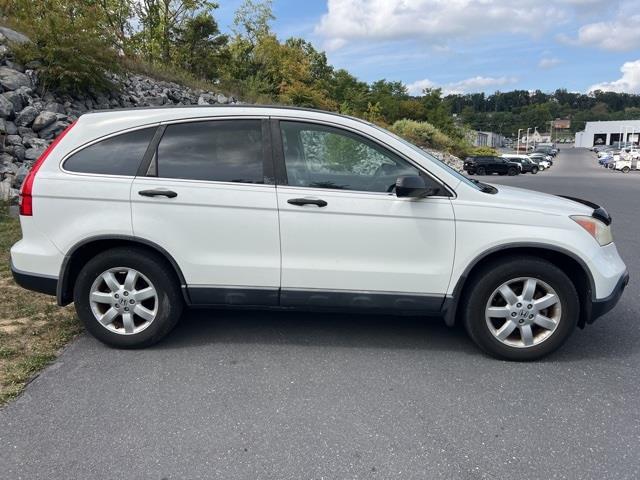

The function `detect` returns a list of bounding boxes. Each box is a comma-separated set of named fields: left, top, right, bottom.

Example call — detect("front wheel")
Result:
left=622, top=166, right=630, bottom=173
left=74, top=247, right=183, bottom=348
left=461, top=256, right=579, bottom=361
left=531, top=166, right=539, bottom=174
left=507, top=167, right=517, bottom=176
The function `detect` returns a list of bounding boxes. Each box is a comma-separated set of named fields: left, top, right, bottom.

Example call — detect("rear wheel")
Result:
left=622, top=166, right=630, bottom=173
left=477, top=167, right=486, bottom=175
left=74, top=247, right=183, bottom=348
left=461, top=256, right=579, bottom=361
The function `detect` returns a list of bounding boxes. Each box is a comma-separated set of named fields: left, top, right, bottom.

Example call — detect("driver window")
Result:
left=280, top=121, right=421, bottom=193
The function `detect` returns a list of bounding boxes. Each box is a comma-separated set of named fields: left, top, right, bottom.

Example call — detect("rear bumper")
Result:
left=588, top=271, right=629, bottom=323
left=11, top=261, right=58, bottom=297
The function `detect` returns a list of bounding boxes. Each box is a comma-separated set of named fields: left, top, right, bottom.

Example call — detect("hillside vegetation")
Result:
left=1, top=0, right=638, bottom=152
left=0, top=0, right=487, bottom=158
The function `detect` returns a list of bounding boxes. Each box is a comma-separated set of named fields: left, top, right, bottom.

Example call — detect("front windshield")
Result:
left=371, top=124, right=484, bottom=191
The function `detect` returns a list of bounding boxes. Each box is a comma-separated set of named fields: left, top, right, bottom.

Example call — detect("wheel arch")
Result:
left=443, top=243, right=595, bottom=329
left=57, top=235, right=188, bottom=306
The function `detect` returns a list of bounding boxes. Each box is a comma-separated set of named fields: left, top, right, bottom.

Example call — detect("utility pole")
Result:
left=526, top=127, right=531, bottom=152
left=517, top=128, right=523, bottom=153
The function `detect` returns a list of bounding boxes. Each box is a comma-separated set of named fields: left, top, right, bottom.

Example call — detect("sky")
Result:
left=214, top=0, right=640, bottom=96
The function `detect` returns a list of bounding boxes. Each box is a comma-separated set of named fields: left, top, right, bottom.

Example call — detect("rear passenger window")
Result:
left=64, top=127, right=155, bottom=176
left=156, top=120, right=264, bottom=183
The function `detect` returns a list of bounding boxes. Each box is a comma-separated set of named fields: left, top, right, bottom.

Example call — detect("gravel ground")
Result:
left=1, top=148, right=638, bottom=480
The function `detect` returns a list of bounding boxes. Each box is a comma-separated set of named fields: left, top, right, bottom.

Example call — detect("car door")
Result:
left=493, top=157, right=507, bottom=174
left=273, top=119, right=456, bottom=312
left=130, top=118, right=281, bottom=306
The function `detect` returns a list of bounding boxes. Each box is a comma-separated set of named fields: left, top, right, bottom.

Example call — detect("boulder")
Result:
left=44, top=102, right=66, bottom=114
left=15, top=105, right=38, bottom=127
left=143, top=95, right=166, bottom=106
left=217, top=93, right=229, bottom=104
left=6, top=134, right=22, bottom=145
left=0, top=177, right=13, bottom=202
left=14, top=144, right=25, bottom=161
left=25, top=146, right=46, bottom=161
left=0, top=66, right=31, bottom=90
left=32, top=111, right=57, bottom=132
left=2, top=90, right=24, bottom=112
left=13, top=163, right=30, bottom=187
left=4, top=121, right=17, bottom=135
left=18, top=126, right=36, bottom=138
left=37, top=121, right=67, bottom=140
left=0, top=27, right=31, bottom=45
left=23, top=137, right=48, bottom=149
left=0, top=95, right=13, bottom=118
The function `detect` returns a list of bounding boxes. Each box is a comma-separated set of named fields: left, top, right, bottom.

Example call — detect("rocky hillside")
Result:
left=0, top=26, right=238, bottom=201
left=0, top=25, right=463, bottom=202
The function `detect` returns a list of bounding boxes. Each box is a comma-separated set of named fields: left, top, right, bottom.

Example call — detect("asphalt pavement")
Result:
left=1, top=148, right=639, bottom=479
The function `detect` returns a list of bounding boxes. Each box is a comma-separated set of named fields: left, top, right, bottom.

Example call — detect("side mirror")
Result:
left=395, top=175, right=436, bottom=198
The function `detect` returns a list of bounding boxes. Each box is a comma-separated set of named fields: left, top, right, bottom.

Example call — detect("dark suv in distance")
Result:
left=463, top=156, right=520, bottom=176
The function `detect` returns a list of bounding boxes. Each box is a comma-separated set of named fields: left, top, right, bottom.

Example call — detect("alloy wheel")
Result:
left=485, top=277, right=561, bottom=348
left=89, top=267, right=158, bottom=335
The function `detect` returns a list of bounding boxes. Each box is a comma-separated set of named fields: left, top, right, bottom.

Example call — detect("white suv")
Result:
left=10, top=106, right=628, bottom=360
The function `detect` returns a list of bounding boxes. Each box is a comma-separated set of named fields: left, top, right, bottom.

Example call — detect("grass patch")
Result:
left=0, top=203, right=82, bottom=406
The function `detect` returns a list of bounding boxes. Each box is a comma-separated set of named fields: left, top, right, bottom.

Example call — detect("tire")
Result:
left=507, top=167, right=517, bottom=176
left=477, top=167, right=486, bottom=175
left=73, top=247, right=183, bottom=348
left=461, top=256, right=579, bottom=361
left=622, top=166, right=630, bottom=173
left=531, top=166, right=539, bottom=174
left=539, top=165, right=545, bottom=171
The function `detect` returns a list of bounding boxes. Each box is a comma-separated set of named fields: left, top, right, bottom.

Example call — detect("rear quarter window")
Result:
left=63, top=127, right=156, bottom=176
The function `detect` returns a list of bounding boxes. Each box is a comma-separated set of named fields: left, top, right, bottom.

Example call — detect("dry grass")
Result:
left=0, top=204, right=82, bottom=405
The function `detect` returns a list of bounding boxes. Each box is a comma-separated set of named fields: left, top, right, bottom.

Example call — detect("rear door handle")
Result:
left=287, top=197, right=328, bottom=207
left=138, top=189, right=178, bottom=198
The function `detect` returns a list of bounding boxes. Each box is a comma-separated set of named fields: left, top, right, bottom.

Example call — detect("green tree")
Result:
left=7, top=0, right=121, bottom=93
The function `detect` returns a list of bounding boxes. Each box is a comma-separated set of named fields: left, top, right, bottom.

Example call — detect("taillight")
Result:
left=19, top=121, right=76, bottom=216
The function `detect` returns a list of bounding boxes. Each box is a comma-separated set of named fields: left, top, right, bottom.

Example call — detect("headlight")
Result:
left=571, top=215, right=613, bottom=246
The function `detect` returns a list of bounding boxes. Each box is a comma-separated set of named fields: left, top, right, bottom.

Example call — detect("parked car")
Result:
left=10, top=106, right=628, bottom=361
left=534, top=147, right=557, bottom=157
left=530, top=158, right=551, bottom=171
left=501, top=154, right=540, bottom=174
left=613, top=151, right=640, bottom=173
left=528, top=153, right=552, bottom=170
left=463, top=156, right=520, bottom=176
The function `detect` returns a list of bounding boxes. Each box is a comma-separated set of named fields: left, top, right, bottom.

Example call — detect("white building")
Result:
left=473, top=131, right=504, bottom=148
left=574, top=120, right=640, bottom=148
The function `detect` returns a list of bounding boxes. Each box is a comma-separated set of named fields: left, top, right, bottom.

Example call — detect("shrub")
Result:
left=5, top=1, right=120, bottom=94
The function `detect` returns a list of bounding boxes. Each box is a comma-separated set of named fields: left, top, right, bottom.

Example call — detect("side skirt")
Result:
left=186, top=286, right=445, bottom=315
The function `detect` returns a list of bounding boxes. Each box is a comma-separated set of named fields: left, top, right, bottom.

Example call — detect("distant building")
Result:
left=553, top=118, right=571, bottom=130
left=574, top=120, right=640, bottom=147
left=472, top=131, right=504, bottom=148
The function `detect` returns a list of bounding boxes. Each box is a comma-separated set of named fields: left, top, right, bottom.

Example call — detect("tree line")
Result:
left=1, top=0, right=638, bottom=146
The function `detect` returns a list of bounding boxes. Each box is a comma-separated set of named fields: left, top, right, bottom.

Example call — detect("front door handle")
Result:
left=287, top=197, right=328, bottom=207
left=138, top=189, right=178, bottom=198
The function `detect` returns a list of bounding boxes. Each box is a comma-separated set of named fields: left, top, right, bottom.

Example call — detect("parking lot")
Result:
left=0, top=148, right=638, bottom=479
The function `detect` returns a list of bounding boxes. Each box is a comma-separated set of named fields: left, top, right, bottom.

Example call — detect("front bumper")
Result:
left=589, top=270, right=629, bottom=323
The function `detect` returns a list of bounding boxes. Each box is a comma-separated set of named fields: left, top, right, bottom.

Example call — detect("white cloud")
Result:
left=538, top=57, right=561, bottom=69
left=559, top=1, right=640, bottom=51
left=588, top=59, right=640, bottom=93
left=407, top=76, right=518, bottom=95
left=315, top=0, right=593, bottom=50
